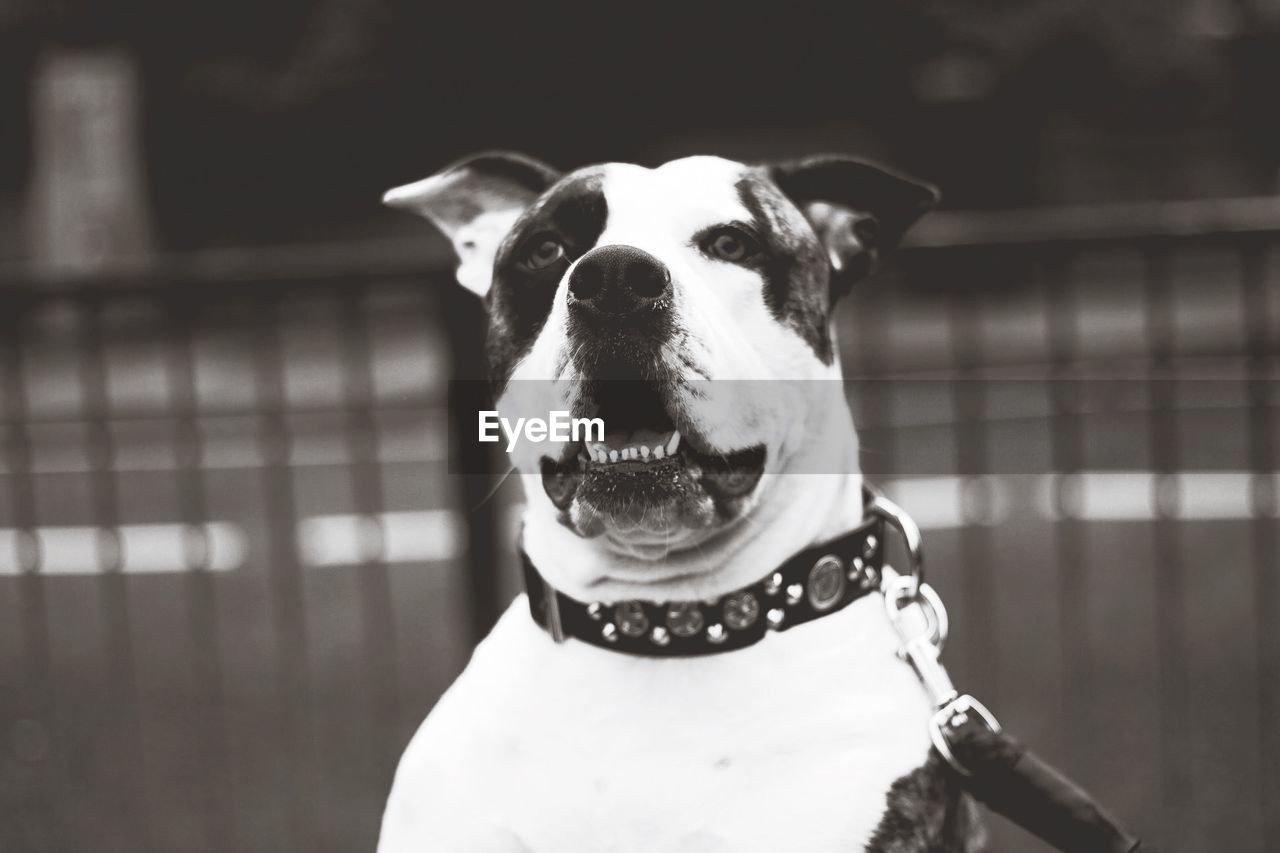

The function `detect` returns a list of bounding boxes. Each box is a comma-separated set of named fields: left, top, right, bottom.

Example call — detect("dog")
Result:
left=377, top=152, right=981, bottom=852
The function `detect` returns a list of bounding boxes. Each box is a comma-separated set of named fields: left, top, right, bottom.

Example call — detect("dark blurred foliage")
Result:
left=1, top=0, right=1279, bottom=248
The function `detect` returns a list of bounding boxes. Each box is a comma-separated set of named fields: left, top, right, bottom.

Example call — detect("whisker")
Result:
left=472, top=463, right=519, bottom=511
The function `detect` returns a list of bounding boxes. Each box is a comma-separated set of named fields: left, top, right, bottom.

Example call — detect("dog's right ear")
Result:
left=384, top=151, right=560, bottom=297
left=769, top=155, right=939, bottom=299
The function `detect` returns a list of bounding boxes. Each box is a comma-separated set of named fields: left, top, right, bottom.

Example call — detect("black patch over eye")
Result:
left=701, top=225, right=763, bottom=264
left=520, top=235, right=567, bottom=271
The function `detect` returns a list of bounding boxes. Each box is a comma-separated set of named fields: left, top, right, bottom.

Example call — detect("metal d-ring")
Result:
left=929, top=695, right=1003, bottom=777
left=865, top=488, right=925, bottom=598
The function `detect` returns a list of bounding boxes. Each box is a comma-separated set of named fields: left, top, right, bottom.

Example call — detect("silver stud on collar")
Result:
left=601, top=623, right=619, bottom=643
left=785, top=583, right=804, bottom=605
left=706, top=623, right=727, bottom=644
left=587, top=602, right=605, bottom=621
left=766, top=607, right=787, bottom=629
left=650, top=626, right=671, bottom=646
left=858, top=564, right=881, bottom=591
left=862, top=534, right=879, bottom=561
left=763, top=572, right=784, bottom=596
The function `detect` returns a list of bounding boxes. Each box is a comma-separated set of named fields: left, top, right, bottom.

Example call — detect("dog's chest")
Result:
left=393, top=596, right=937, bottom=852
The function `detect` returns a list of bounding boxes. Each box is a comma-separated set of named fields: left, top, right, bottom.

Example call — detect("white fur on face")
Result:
left=499, top=156, right=839, bottom=481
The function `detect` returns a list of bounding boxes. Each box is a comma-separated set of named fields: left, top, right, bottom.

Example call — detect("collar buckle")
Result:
left=543, top=580, right=566, bottom=643
left=522, top=552, right=567, bottom=643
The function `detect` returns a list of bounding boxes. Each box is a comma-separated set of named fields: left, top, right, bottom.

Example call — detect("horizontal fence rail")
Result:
left=0, top=201, right=1277, bottom=853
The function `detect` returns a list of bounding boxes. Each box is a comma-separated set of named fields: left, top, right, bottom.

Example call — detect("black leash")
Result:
left=868, top=486, right=1155, bottom=853
left=942, top=720, right=1147, bottom=853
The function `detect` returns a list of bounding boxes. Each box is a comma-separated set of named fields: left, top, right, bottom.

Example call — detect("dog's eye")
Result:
left=704, top=227, right=761, bottom=263
left=522, top=237, right=566, bottom=271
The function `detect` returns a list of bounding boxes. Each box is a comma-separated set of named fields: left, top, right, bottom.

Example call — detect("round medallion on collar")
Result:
left=665, top=602, right=704, bottom=637
left=807, top=555, right=846, bottom=611
left=615, top=601, right=650, bottom=637
left=722, top=591, right=760, bottom=630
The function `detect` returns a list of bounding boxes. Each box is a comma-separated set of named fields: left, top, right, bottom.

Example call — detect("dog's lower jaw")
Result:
left=521, top=406, right=865, bottom=604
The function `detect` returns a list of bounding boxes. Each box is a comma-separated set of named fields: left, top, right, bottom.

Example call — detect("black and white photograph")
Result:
left=1, top=3, right=1278, bottom=851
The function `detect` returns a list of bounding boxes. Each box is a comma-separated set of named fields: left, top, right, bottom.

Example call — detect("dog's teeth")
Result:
left=640, top=445, right=650, bottom=460
left=609, top=449, right=619, bottom=463
left=653, top=445, right=665, bottom=460
left=666, top=431, right=681, bottom=454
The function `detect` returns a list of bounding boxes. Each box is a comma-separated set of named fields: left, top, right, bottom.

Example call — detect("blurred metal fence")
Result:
left=0, top=201, right=1277, bottom=853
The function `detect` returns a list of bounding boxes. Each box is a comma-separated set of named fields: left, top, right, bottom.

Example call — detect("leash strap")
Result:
left=941, top=719, right=1149, bottom=853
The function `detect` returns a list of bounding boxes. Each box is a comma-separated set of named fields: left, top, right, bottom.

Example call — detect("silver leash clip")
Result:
left=882, top=567, right=1000, bottom=776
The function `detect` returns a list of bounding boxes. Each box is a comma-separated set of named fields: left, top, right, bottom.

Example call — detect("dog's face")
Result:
left=387, top=154, right=936, bottom=553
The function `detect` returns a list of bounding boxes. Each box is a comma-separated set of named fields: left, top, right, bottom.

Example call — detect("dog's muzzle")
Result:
left=566, top=245, right=674, bottom=372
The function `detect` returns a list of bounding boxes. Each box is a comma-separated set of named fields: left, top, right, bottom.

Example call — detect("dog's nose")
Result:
left=567, top=245, right=672, bottom=319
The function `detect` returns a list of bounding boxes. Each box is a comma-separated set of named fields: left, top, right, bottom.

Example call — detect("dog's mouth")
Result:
left=540, top=381, right=766, bottom=535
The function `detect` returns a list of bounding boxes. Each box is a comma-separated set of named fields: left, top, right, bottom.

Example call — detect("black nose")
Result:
left=567, top=245, right=672, bottom=319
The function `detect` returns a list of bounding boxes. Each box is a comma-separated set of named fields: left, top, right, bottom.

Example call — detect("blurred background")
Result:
left=1, top=2, right=1278, bottom=851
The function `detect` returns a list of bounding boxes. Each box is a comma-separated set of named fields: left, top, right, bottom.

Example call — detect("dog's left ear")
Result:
left=769, top=155, right=939, bottom=297
left=384, top=151, right=561, bottom=296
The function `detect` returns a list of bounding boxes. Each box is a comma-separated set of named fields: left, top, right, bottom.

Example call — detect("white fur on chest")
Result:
left=380, top=594, right=934, bottom=853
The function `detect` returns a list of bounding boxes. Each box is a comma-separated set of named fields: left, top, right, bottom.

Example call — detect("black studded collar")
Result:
left=521, top=495, right=887, bottom=657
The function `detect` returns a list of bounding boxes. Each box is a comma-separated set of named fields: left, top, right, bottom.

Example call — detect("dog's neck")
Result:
left=521, top=399, right=865, bottom=605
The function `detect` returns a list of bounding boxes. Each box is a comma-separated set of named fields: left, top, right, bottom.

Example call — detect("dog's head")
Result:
left=387, top=154, right=936, bottom=554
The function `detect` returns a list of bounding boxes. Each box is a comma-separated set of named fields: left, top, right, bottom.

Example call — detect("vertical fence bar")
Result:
left=162, top=294, right=235, bottom=852
left=0, top=299, right=68, bottom=852
left=337, top=284, right=401, bottom=782
left=442, top=283, right=502, bottom=643
left=1043, top=249, right=1088, bottom=762
left=948, top=278, right=997, bottom=703
left=1141, top=241, right=1191, bottom=845
left=251, top=290, right=316, bottom=852
left=77, top=294, right=154, bottom=853
left=850, top=286, right=899, bottom=487
left=1241, top=243, right=1278, bottom=851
